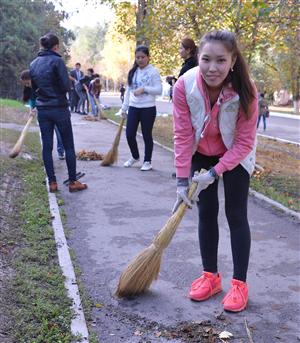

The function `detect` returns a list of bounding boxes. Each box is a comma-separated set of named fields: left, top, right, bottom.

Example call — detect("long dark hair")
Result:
left=181, top=37, right=198, bottom=59
left=127, top=45, right=149, bottom=86
left=199, top=30, right=256, bottom=119
left=40, top=33, right=59, bottom=50
left=20, top=69, right=31, bottom=102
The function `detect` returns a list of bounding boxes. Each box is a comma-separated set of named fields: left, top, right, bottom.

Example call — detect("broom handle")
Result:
left=113, top=118, right=125, bottom=145
left=153, top=182, right=198, bottom=249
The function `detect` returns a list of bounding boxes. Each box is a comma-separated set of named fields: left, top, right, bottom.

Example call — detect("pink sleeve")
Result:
left=173, top=78, right=194, bottom=178
left=214, top=94, right=258, bottom=175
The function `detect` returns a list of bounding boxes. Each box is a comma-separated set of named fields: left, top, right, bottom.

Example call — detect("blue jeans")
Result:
left=75, top=86, right=86, bottom=113
left=126, top=106, right=156, bottom=162
left=89, top=94, right=98, bottom=116
left=54, top=126, right=65, bottom=156
left=37, top=107, right=76, bottom=183
left=257, top=114, right=266, bottom=130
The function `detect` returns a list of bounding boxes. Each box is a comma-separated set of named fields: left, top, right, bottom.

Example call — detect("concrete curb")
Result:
left=46, top=182, right=89, bottom=342
left=269, top=111, right=300, bottom=120
left=257, top=133, right=300, bottom=146
left=39, top=129, right=89, bottom=342
left=106, top=118, right=300, bottom=220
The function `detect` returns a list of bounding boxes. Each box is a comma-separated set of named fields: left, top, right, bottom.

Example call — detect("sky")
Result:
left=53, top=0, right=114, bottom=29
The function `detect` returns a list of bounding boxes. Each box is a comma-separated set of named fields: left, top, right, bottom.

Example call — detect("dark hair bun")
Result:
left=40, top=33, right=59, bottom=50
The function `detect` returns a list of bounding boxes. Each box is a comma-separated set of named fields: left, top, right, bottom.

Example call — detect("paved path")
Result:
left=100, top=94, right=300, bottom=144
left=55, top=114, right=300, bottom=343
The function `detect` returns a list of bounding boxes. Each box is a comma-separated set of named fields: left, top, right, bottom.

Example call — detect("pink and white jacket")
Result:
left=173, top=67, right=258, bottom=178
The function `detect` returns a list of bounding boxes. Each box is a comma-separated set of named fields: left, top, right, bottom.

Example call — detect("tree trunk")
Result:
left=135, top=0, right=153, bottom=46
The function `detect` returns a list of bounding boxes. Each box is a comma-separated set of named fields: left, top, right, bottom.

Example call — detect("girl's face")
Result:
left=21, top=79, right=31, bottom=87
left=179, top=44, right=190, bottom=59
left=135, top=51, right=149, bottom=69
left=199, top=41, right=235, bottom=89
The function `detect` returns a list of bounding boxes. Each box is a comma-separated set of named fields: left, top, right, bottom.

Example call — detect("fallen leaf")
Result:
left=95, top=303, right=103, bottom=308
left=219, top=330, right=234, bottom=339
left=154, top=331, right=162, bottom=337
left=134, top=330, right=143, bottom=336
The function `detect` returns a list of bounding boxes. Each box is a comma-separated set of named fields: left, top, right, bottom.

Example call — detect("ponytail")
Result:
left=229, top=51, right=255, bottom=119
left=127, top=63, right=139, bottom=86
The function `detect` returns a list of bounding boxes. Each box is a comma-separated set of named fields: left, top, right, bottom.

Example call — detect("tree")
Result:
left=69, top=23, right=108, bottom=68
left=0, top=0, right=74, bottom=99
left=85, top=0, right=153, bottom=46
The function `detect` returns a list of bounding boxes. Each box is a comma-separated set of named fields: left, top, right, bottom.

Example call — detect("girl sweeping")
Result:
left=121, top=45, right=162, bottom=171
left=172, top=30, right=258, bottom=312
left=30, top=33, right=87, bottom=193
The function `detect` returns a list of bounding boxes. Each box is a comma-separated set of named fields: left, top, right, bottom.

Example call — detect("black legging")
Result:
left=191, top=152, right=251, bottom=282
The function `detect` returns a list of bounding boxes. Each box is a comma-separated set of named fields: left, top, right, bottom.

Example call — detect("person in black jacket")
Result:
left=178, top=37, right=198, bottom=78
left=30, top=33, right=87, bottom=193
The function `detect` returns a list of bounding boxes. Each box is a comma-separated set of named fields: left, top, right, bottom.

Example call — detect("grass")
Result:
left=0, top=125, right=74, bottom=340
left=104, top=107, right=300, bottom=212
left=0, top=98, right=25, bottom=109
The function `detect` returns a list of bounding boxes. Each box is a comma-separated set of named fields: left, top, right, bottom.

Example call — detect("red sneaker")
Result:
left=222, top=279, right=248, bottom=312
left=189, top=272, right=222, bottom=301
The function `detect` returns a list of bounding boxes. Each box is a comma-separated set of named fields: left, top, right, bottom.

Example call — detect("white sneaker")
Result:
left=140, top=161, right=152, bottom=171
left=123, top=157, right=139, bottom=167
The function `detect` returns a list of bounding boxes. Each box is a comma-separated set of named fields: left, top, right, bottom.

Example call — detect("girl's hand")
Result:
left=30, top=108, right=37, bottom=117
left=133, top=87, right=144, bottom=96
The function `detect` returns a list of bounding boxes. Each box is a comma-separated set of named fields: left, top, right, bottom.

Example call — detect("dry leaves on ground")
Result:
left=76, top=150, right=103, bottom=161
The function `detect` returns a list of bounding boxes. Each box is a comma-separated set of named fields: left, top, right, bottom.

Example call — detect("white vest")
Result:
left=183, top=68, right=256, bottom=175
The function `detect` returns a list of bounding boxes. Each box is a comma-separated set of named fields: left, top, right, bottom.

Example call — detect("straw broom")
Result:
left=116, top=180, right=199, bottom=297
left=101, top=118, right=125, bottom=166
left=9, top=112, right=35, bottom=158
left=94, top=96, right=106, bottom=120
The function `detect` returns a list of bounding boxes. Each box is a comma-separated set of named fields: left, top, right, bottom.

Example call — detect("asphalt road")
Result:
left=100, top=93, right=300, bottom=144
left=55, top=114, right=300, bottom=343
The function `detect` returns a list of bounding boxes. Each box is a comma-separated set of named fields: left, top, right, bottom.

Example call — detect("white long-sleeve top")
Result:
left=121, top=64, right=162, bottom=112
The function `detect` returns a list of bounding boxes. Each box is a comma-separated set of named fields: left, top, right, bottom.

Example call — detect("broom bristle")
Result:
left=116, top=181, right=200, bottom=297
left=101, top=118, right=124, bottom=167
left=116, top=244, right=163, bottom=297
left=101, top=147, right=118, bottom=166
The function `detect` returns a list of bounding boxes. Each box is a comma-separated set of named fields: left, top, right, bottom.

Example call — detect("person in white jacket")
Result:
left=121, top=45, right=162, bottom=171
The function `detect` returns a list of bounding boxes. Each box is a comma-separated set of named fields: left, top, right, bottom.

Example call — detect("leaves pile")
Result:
left=81, top=115, right=99, bottom=121
left=76, top=150, right=103, bottom=161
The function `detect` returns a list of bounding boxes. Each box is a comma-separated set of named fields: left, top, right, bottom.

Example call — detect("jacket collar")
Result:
left=37, top=49, right=62, bottom=57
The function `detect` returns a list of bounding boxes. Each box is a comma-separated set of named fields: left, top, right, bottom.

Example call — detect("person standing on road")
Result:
left=121, top=45, right=162, bottom=171
left=120, top=84, right=126, bottom=103
left=30, top=33, right=87, bottom=193
left=178, top=37, right=198, bottom=78
left=69, top=62, right=83, bottom=113
left=257, top=93, right=269, bottom=131
left=172, top=30, right=258, bottom=312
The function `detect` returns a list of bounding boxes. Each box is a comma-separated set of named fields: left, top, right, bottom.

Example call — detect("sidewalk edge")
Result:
left=107, top=118, right=300, bottom=221
left=47, top=184, right=89, bottom=342
left=39, top=127, right=89, bottom=342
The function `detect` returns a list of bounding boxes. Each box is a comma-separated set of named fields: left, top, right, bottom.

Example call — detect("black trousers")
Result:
left=191, top=152, right=251, bottom=282
left=126, top=106, right=156, bottom=162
